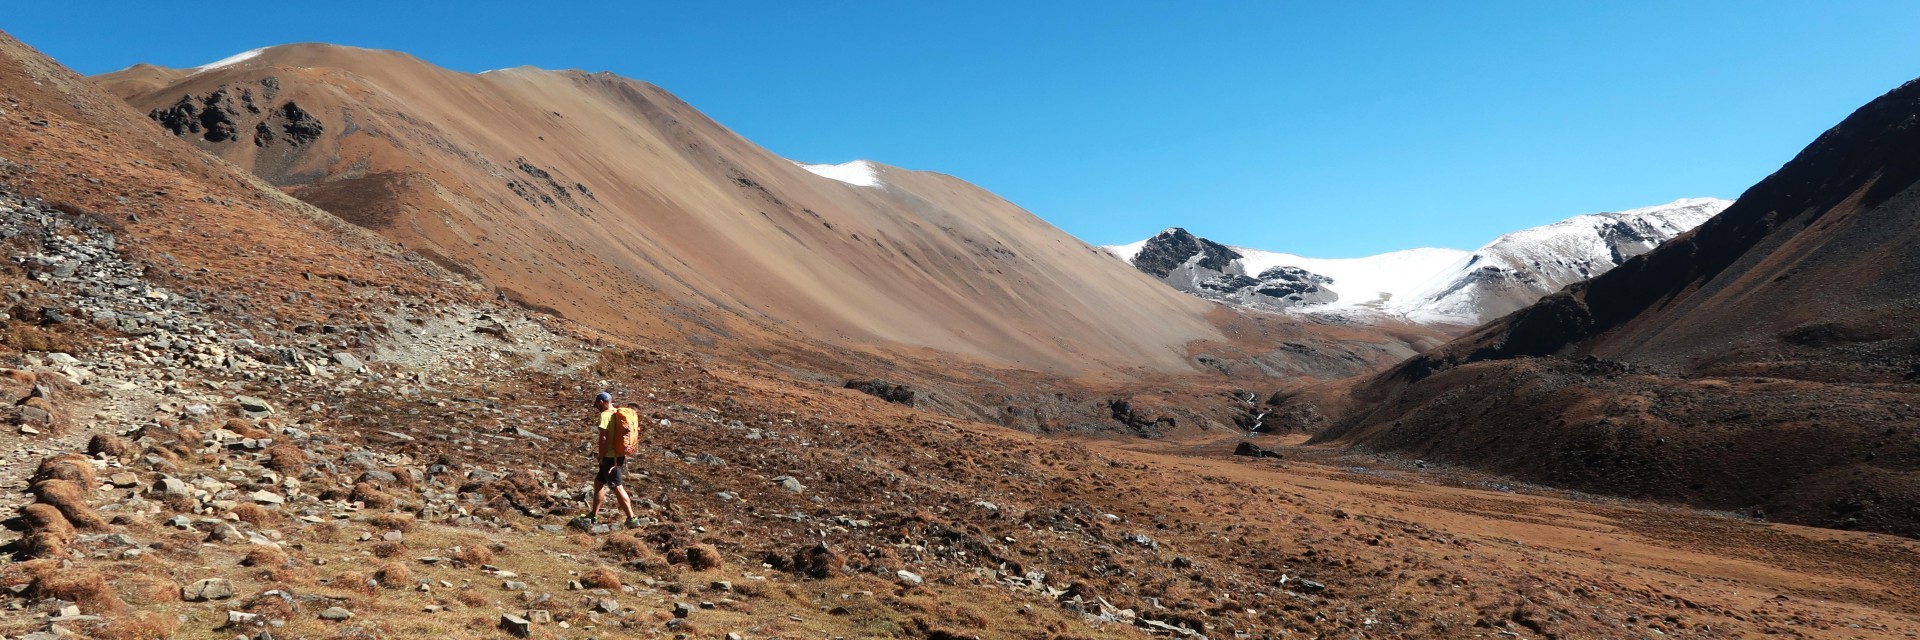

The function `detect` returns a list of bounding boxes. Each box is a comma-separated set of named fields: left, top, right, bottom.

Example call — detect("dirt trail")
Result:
left=1096, top=434, right=1920, bottom=638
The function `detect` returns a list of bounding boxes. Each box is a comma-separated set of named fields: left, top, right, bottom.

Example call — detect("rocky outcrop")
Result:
left=146, top=79, right=320, bottom=148
left=1130, top=228, right=1240, bottom=278
left=844, top=379, right=916, bottom=406
left=1123, top=229, right=1338, bottom=310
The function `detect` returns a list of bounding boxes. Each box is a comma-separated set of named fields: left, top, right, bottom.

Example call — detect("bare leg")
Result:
left=589, top=481, right=607, bottom=520
left=614, top=486, right=637, bottom=520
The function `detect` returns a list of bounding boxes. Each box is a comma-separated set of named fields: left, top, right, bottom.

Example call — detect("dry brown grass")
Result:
left=309, top=521, right=342, bottom=543
left=86, top=433, right=132, bottom=459
left=241, top=545, right=289, bottom=568
left=371, top=512, right=417, bottom=533
left=451, top=544, right=493, bottom=566
left=685, top=543, right=724, bottom=571
left=264, top=443, right=309, bottom=474
left=240, top=589, right=298, bottom=621
left=351, top=482, right=395, bottom=508
left=453, top=589, right=489, bottom=607
left=375, top=561, right=413, bottom=588
left=158, top=492, right=194, bottom=514
left=111, top=574, right=181, bottom=606
left=31, top=478, right=106, bottom=529
left=27, top=569, right=129, bottom=615
left=331, top=571, right=377, bottom=595
left=20, top=502, right=74, bottom=539
left=371, top=540, right=407, bottom=558
left=601, top=533, right=649, bottom=558
left=142, top=446, right=182, bottom=469
left=31, top=453, right=96, bottom=487
left=5, top=325, right=73, bottom=355
left=581, top=566, right=621, bottom=589
left=95, top=611, right=177, bottom=640
left=233, top=503, right=276, bottom=525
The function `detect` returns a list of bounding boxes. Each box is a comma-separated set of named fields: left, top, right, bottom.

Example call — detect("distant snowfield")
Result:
left=192, top=48, right=269, bottom=73
left=794, top=160, right=882, bottom=187
left=1236, top=247, right=1472, bottom=311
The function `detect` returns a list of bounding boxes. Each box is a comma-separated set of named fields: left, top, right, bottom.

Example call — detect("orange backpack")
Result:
left=603, top=407, right=643, bottom=456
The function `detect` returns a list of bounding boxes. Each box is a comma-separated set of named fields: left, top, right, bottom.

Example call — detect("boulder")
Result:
left=233, top=395, right=274, bottom=418
left=183, top=578, right=236, bottom=602
left=1233, top=441, right=1284, bottom=460
left=499, top=613, right=531, bottom=637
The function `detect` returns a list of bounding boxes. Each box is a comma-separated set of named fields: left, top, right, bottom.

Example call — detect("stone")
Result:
left=17, top=425, right=41, bottom=435
left=896, top=569, right=924, bottom=585
left=499, top=613, right=531, bottom=637
left=183, top=578, right=236, bottom=601
left=108, top=472, right=139, bottom=488
left=503, top=581, right=527, bottom=591
left=223, top=610, right=262, bottom=629
left=1233, top=441, right=1284, bottom=460
left=154, top=477, right=190, bottom=497
left=511, top=427, right=549, bottom=442
left=524, top=609, right=551, bottom=624
left=331, top=352, right=365, bottom=372
left=209, top=523, right=244, bottom=543
left=18, top=406, right=50, bottom=424
left=233, top=395, right=274, bottom=418
left=249, top=490, right=284, bottom=504
left=318, top=607, right=353, bottom=621
left=710, top=580, right=732, bottom=592
left=591, top=598, right=620, bottom=613
left=672, top=602, right=693, bottom=618
left=772, top=476, right=805, bottom=493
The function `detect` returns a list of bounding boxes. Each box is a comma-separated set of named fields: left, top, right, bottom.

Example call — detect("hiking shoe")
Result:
left=624, top=517, right=644, bottom=529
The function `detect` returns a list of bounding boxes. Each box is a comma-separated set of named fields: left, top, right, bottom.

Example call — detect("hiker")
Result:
left=587, top=391, right=643, bottom=528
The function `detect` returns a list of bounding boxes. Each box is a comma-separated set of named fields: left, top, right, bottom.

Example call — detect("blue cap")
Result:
left=595, top=392, right=612, bottom=403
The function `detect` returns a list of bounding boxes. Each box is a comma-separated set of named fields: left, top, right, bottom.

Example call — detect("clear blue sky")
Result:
left=11, top=2, right=1920, bottom=256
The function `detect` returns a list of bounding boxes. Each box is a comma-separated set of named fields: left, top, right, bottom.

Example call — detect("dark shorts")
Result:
left=595, top=456, right=626, bottom=487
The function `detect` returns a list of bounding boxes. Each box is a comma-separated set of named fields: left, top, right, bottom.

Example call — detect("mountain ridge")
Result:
left=1105, top=197, right=1728, bottom=325
left=96, top=43, right=1229, bottom=374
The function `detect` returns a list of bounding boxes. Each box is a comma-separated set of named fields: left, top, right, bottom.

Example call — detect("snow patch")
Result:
left=794, top=160, right=882, bottom=188
left=192, top=47, right=268, bottom=74
left=1104, top=237, right=1153, bottom=263
left=1234, top=247, right=1472, bottom=311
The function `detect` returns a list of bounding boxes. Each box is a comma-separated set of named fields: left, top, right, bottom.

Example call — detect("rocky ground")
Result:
left=0, top=191, right=1916, bottom=640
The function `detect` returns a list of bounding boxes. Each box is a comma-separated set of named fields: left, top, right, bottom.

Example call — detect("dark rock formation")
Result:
left=844, top=379, right=915, bottom=406
left=1131, top=228, right=1240, bottom=278
left=1233, top=441, right=1283, bottom=459
left=277, top=102, right=324, bottom=145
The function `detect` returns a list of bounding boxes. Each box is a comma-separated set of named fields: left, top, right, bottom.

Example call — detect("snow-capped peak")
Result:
left=1103, top=228, right=1185, bottom=263
left=1102, top=197, right=1730, bottom=325
left=794, top=160, right=882, bottom=188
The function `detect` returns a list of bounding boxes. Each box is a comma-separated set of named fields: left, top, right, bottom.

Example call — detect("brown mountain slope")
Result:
left=0, top=38, right=464, bottom=331
left=95, top=44, right=1223, bottom=374
left=1293, top=78, right=1920, bottom=536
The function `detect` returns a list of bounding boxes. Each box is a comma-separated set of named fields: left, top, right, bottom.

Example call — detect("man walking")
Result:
left=587, top=391, right=643, bottom=528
